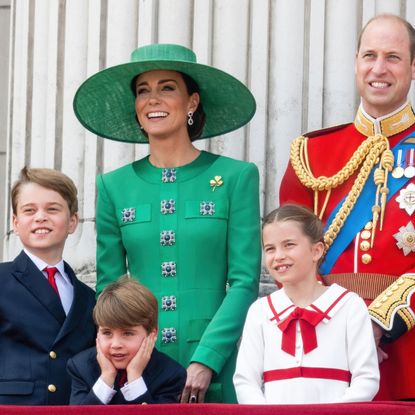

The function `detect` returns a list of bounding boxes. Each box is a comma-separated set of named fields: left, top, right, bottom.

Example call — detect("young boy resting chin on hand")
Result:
left=67, top=276, right=187, bottom=405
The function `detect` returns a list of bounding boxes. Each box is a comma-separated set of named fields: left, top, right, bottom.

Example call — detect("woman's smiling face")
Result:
left=134, top=70, right=199, bottom=140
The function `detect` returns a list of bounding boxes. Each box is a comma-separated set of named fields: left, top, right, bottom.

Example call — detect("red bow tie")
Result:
left=278, top=307, right=325, bottom=356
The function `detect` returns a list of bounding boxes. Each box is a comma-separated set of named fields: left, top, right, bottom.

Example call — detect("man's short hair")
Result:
left=357, top=14, right=415, bottom=61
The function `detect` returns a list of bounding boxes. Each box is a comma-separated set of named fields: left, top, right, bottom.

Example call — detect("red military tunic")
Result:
left=280, top=102, right=415, bottom=400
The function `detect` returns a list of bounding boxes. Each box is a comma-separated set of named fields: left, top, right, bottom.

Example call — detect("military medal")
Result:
left=396, top=183, right=415, bottom=215
left=392, top=149, right=404, bottom=179
left=404, top=148, right=415, bottom=178
left=393, top=221, right=415, bottom=256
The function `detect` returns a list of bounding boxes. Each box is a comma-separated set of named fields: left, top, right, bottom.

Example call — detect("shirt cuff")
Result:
left=121, top=376, right=147, bottom=401
left=92, top=377, right=117, bottom=404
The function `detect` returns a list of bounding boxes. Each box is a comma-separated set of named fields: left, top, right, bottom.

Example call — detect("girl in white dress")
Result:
left=233, top=204, right=379, bottom=404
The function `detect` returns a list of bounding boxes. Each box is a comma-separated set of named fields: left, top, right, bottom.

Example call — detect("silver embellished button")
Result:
left=121, top=207, right=135, bottom=223
left=162, top=296, right=177, bottom=311
left=162, top=168, right=177, bottom=183
left=200, top=201, right=215, bottom=216
left=160, top=230, right=175, bottom=246
left=161, top=199, right=176, bottom=214
left=161, top=262, right=176, bottom=277
left=161, top=327, right=177, bottom=343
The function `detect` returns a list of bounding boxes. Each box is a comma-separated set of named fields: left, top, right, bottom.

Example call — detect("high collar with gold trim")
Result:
left=354, top=102, right=415, bottom=138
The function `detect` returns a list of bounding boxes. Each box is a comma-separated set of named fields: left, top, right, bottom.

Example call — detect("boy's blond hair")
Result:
left=93, top=276, right=158, bottom=333
left=11, top=166, right=78, bottom=215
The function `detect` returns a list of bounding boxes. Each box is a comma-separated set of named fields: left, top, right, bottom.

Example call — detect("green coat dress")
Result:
left=95, top=151, right=261, bottom=403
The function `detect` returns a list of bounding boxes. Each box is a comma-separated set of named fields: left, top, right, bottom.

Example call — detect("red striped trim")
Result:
left=267, top=295, right=295, bottom=322
left=267, top=295, right=279, bottom=321
left=268, top=290, right=350, bottom=324
left=324, top=289, right=350, bottom=315
left=309, top=289, right=350, bottom=320
left=264, top=367, right=351, bottom=383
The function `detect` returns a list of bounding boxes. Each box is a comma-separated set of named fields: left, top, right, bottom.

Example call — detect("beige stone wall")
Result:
left=0, top=0, right=10, bottom=261
left=4, top=0, right=415, bottom=294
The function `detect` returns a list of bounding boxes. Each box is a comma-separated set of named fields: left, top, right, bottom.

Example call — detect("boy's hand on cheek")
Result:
left=96, top=338, right=117, bottom=387
left=126, top=331, right=157, bottom=383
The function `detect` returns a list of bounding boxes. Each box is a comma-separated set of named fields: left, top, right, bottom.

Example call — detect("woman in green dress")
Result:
left=73, top=43, right=261, bottom=403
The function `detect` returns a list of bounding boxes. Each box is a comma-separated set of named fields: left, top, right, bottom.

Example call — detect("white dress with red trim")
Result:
left=233, top=284, right=379, bottom=404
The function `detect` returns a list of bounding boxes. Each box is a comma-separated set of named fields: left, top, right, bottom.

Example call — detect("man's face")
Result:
left=355, top=17, right=415, bottom=118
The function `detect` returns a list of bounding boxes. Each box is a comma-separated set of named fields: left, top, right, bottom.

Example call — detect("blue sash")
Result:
left=320, top=132, right=415, bottom=275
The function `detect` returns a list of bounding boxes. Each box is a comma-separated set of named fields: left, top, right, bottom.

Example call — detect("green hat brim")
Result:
left=73, top=59, right=256, bottom=144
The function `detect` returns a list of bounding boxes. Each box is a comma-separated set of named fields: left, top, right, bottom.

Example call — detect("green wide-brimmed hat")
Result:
left=73, top=43, right=256, bottom=143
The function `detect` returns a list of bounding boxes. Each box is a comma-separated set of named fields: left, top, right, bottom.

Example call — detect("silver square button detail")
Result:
left=200, top=201, right=215, bottom=216
left=121, top=207, right=135, bottom=223
left=161, top=262, right=176, bottom=277
left=161, top=327, right=177, bottom=343
left=162, top=168, right=177, bottom=183
left=162, top=296, right=177, bottom=311
left=160, top=230, right=176, bottom=246
left=161, top=199, right=176, bottom=214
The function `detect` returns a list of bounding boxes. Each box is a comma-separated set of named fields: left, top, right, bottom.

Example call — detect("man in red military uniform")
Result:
left=280, top=14, right=415, bottom=400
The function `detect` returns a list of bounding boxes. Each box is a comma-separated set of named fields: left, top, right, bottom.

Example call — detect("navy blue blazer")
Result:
left=67, top=346, right=187, bottom=404
left=0, top=251, right=96, bottom=405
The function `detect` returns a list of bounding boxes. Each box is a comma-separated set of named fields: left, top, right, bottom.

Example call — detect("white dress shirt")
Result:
left=93, top=376, right=148, bottom=404
left=24, top=249, right=74, bottom=315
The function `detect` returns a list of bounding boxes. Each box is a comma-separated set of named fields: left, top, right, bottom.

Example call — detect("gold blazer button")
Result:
left=364, top=221, right=373, bottom=230
left=360, top=230, right=371, bottom=240
left=49, top=351, right=57, bottom=359
left=360, top=240, right=370, bottom=251
left=361, top=253, right=372, bottom=264
left=48, top=384, right=57, bottom=393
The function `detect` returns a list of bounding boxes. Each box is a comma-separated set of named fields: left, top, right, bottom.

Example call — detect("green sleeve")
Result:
left=95, top=174, right=128, bottom=296
left=190, top=162, right=261, bottom=374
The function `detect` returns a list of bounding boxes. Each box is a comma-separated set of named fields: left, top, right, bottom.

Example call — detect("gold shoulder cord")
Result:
left=290, top=134, right=393, bottom=250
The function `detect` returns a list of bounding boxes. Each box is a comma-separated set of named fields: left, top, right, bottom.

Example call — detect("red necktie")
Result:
left=44, top=267, right=60, bottom=296
left=278, top=307, right=325, bottom=356
left=118, top=369, right=127, bottom=387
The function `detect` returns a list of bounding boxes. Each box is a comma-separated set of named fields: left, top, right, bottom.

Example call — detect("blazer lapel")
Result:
left=54, top=263, right=91, bottom=342
left=12, top=251, right=66, bottom=324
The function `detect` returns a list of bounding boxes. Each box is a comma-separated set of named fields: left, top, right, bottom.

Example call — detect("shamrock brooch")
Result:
left=210, top=175, right=223, bottom=192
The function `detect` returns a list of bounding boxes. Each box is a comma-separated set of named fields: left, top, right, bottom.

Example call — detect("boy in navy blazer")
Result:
left=0, top=167, right=96, bottom=405
left=67, top=276, right=186, bottom=404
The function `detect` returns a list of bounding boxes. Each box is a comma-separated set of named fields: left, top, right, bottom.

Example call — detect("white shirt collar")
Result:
left=23, top=249, right=68, bottom=283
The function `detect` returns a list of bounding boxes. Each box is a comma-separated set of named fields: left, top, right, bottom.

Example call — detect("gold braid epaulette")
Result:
left=290, top=134, right=393, bottom=250
left=368, top=274, right=415, bottom=332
